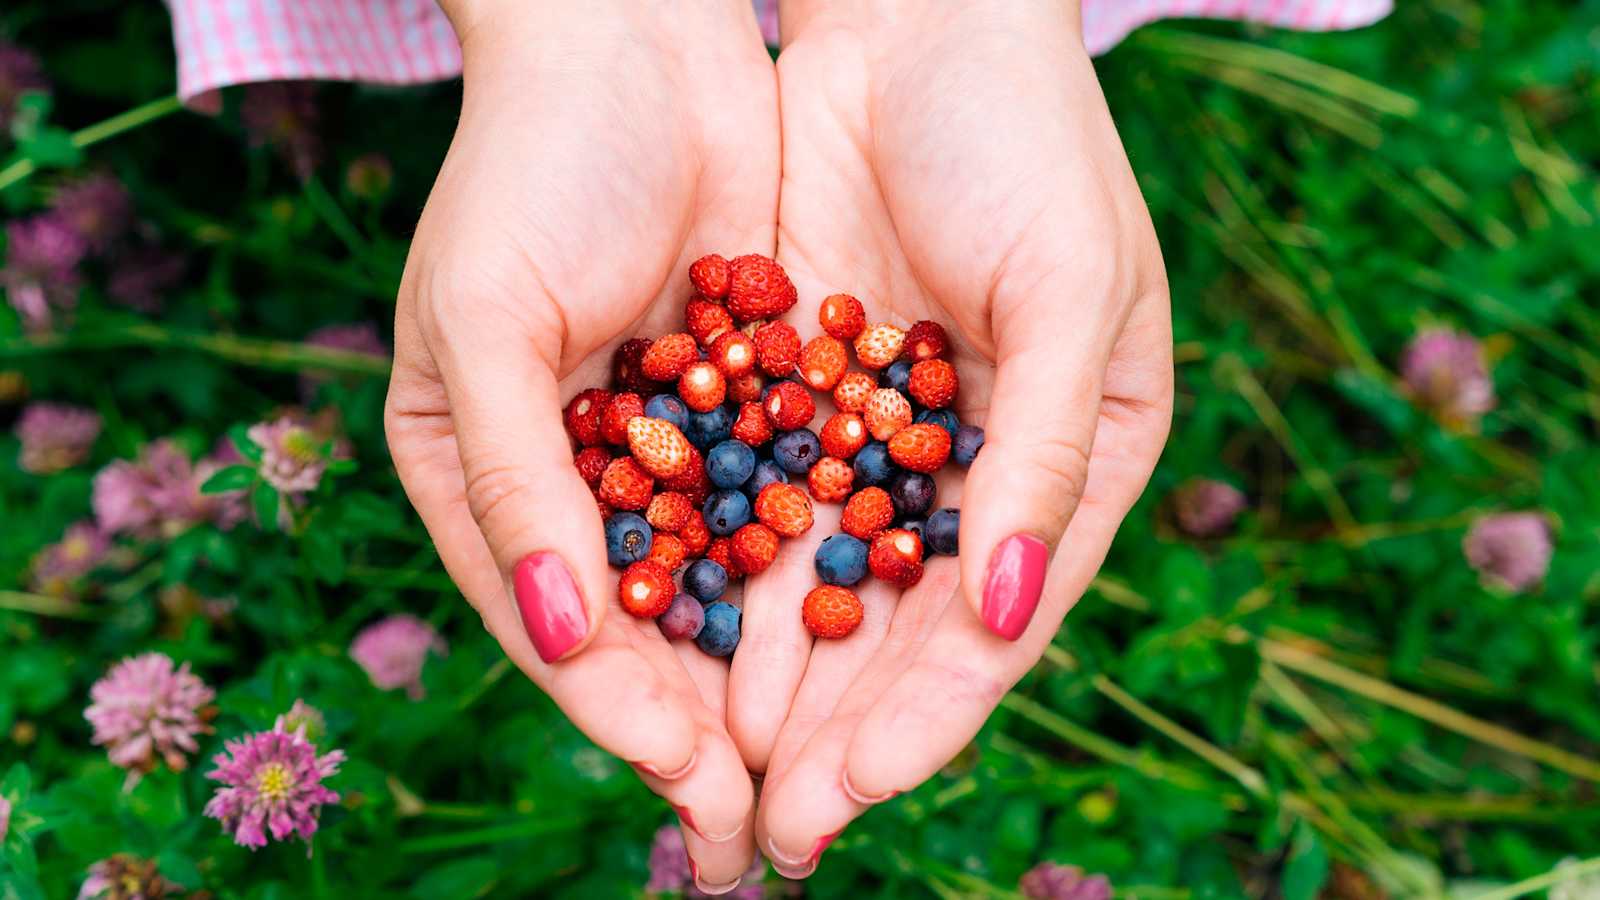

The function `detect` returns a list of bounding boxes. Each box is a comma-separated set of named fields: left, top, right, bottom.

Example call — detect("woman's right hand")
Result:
left=384, top=2, right=778, bottom=890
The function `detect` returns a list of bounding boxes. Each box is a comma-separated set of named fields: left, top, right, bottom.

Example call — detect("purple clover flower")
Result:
left=301, top=322, right=389, bottom=396
left=348, top=614, right=447, bottom=699
left=248, top=416, right=329, bottom=495
left=84, top=653, right=216, bottom=780
left=76, top=855, right=180, bottom=900
left=0, top=42, right=47, bottom=132
left=1463, top=512, right=1553, bottom=593
left=1019, top=862, right=1113, bottom=900
left=49, top=173, right=132, bottom=255
left=1400, top=327, right=1495, bottom=426
left=645, top=825, right=767, bottom=898
left=15, top=401, right=101, bottom=473
left=92, top=439, right=246, bottom=539
left=1173, top=478, right=1248, bottom=537
left=0, top=793, right=11, bottom=844
left=107, top=243, right=186, bottom=313
left=2, top=215, right=86, bottom=331
left=30, top=520, right=110, bottom=597
left=203, top=718, right=345, bottom=851
left=241, top=82, right=322, bottom=180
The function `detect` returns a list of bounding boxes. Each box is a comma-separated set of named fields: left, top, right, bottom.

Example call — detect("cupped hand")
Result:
left=724, top=3, right=1174, bottom=877
left=383, top=1, right=778, bottom=889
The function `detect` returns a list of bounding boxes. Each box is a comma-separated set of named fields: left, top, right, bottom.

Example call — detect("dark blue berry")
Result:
left=884, top=361, right=913, bottom=396
left=744, top=459, right=789, bottom=497
left=889, top=471, right=936, bottom=517
left=814, top=534, right=869, bottom=586
left=952, top=424, right=985, bottom=466
left=925, top=507, right=960, bottom=555
left=773, top=429, right=822, bottom=475
left=696, top=602, right=741, bottom=656
left=853, top=441, right=895, bottom=486
left=703, top=489, right=752, bottom=536
left=915, top=408, right=960, bottom=436
left=706, top=440, right=757, bottom=489
left=644, top=394, right=690, bottom=431
left=899, top=517, right=926, bottom=541
left=657, top=593, right=704, bottom=640
left=683, top=559, right=728, bottom=603
left=603, top=513, right=653, bottom=568
left=685, top=405, right=734, bottom=449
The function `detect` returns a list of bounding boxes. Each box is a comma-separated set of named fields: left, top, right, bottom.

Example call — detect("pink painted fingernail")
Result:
left=512, top=552, right=587, bottom=662
left=980, top=534, right=1047, bottom=640
left=633, top=749, right=697, bottom=781
left=770, top=829, right=842, bottom=872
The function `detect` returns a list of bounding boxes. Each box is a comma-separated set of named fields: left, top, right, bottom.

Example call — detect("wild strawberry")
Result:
left=887, top=423, right=951, bottom=473
left=646, top=491, right=694, bottom=532
left=601, top=392, right=645, bottom=445
left=731, top=401, right=774, bottom=447
left=594, top=492, right=613, bottom=520
left=678, top=510, right=711, bottom=557
left=799, top=335, right=849, bottom=391
left=755, top=482, right=814, bottom=538
left=678, top=361, right=727, bottom=412
left=627, top=416, right=693, bottom=479
left=648, top=533, right=687, bottom=572
left=753, top=321, right=801, bottom=377
left=685, top=296, right=734, bottom=346
left=727, top=254, right=798, bottom=323
left=841, top=486, right=895, bottom=540
left=661, top=445, right=710, bottom=505
left=832, top=372, right=877, bottom=414
left=902, top=320, right=949, bottom=362
left=641, top=333, right=698, bottom=382
left=689, top=253, right=731, bottom=300
left=864, top=388, right=912, bottom=441
left=854, top=323, right=906, bottom=370
left=819, top=293, right=866, bottom=341
left=764, top=381, right=816, bottom=431
left=613, top=337, right=660, bottom=393
left=564, top=388, right=612, bottom=447
left=730, top=522, right=779, bottom=576
left=709, top=330, right=758, bottom=378
left=599, top=457, right=654, bottom=510
left=807, top=456, right=854, bottom=502
left=803, top=585, right=864, bottom=639
left=728, top=372, right=765, bottom=404
left=819, top=412, right=869, bottom=459
left=869, top=528, right=924, bottom=587
left=574, top=446, right=612, bottom=486
left=705, top=537, right=735, bottom=574
left=619, top=560, right=674, bottom=617
left=908, top=359, right=959, bottom=409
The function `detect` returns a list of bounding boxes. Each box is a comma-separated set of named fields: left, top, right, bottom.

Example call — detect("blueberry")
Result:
left=706, top=440, right=757, bottom=489
left=952, top=424, right=985, bottom=467
left=814, top=534, right=869, bottom=586
left=696, top=602, right=741, bottom=657
left=915, top=408, right=960, bottom=436
left=685, top=405, right=734, bottom=449
left=925, top=507, right=960, bottom=555
left=683, top=559, right=728, bottom=603
left=703, top=489, right=752, bottom=536
left=884, top=360, right=913, bottom=396
left=645, top=394, right=689, bottom=431
left=744, top=459, right=789, bottom=496
left=604, top=513, right=653, bottom=567
left=853, top=442, right=895, bottom=486
left=899, top=517, right=926, bottom=541
left=657, top=593, right=705, bottom=640
left=889, top=471, right=936, bottom=517
left=773, top=429, right=822, bottom=475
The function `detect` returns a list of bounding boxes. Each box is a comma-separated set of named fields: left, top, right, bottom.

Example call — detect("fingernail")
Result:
left=981, top=534, right=1048, bottom=640
left=512, top=552, right=588, bottom=663
left=694, top=875, right=744, bottom=895
left=842, top=771, right=899, bottom=805
left=633, top=749, right=697, bottom=781
left=768, top=830, right=841, bottom=873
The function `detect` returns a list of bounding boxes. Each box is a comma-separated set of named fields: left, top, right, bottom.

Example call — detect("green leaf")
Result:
left=253, top=481, right=280, bottom=531
left=303, top=526, right=346, bottom=584
left=1281, top=820, right=1329, bottom=900
left=230, top=424, right=265, bottom=463
left=200, top=464, right=256, bottom=494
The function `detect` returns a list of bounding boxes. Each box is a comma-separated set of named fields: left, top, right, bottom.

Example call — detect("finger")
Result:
left=680, top=805, right=760, bottom=895
left=638, top=722, right=754, bottom=848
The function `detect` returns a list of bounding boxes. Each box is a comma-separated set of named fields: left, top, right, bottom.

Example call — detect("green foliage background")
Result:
left=2, top=1, right=1598, bottom=897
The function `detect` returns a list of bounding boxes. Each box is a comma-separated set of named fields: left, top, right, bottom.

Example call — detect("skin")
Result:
left=388, top=0, right=1171, bottom=886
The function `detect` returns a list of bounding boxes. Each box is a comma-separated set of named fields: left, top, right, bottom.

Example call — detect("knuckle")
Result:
left=460, top=460, right=541, bottom=547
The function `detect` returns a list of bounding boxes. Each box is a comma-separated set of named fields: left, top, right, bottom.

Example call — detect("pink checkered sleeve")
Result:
left=165, top=0, right=1391, bottom=105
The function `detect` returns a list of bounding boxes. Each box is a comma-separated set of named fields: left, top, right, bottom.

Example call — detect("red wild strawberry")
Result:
left=803, top=585, right=864, bottom=639
left=832, top=372, right=877, bottom=414
left=685, top=297, right=734, bottom=347
left=908, top=359, right=959, bottom=409
left=727, top=254, right=798, bottom=323
left=728, top=372, right=765, bottom=404
left=731, top=401, right=775, bottom=447
left=648, top=533, right=687, bottom=572
left=764, top=381, right=816, bottom=431
left=641, top=333, right=698, bottom=382
left=661, top=446, right=710, bottom=509
left=864, top=388, right=912, bottom=441
left=808, top=456, right=854, bottom=502
left=563, top=388, right=612, bottom=447
left=753, top=321, right=801, bottom=378
left=709, top=330, right=758, bottom=378
left=705, top=537, right=735, bottom=574
left=887, top=423, right=952, bottom=473
left=841, top=486, right=894, bottom=540
left=869, top=528, right=924, bottom=587
left=646, top=491, right=694, bottom=532
left=755, top=482, right=814, bottom=538
left=574, top=446, right=612, bottom=486
left=819, top=412, right=869, bottom=459
left=678, top=361, right=727, bottom=413
left=599, top=457, right=654, bottom=510
left=689, top=253, right=731, bottom=300
left=730, top=522, right=779, bottom=576
left=619, top=560, right=674, bottom=617
left=902, top=320, right=949, bottom=362
left=600, top=392, right=645, bottom=445
left=818, top=293, right=867, bottom=341
left=627, top=416, right=694, bottom=479
left=612, top=338, right=660, bottom=393
left=799, top=335, right=849, bottom=391
left=594, top=492, right=613, bottom=520
left=854, top=323, right=906, bottom=370
left=678, top=510, right=711, bottom=557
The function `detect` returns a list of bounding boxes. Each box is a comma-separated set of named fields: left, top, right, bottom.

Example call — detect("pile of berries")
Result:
left=566, top=253, right=984, bottom=656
